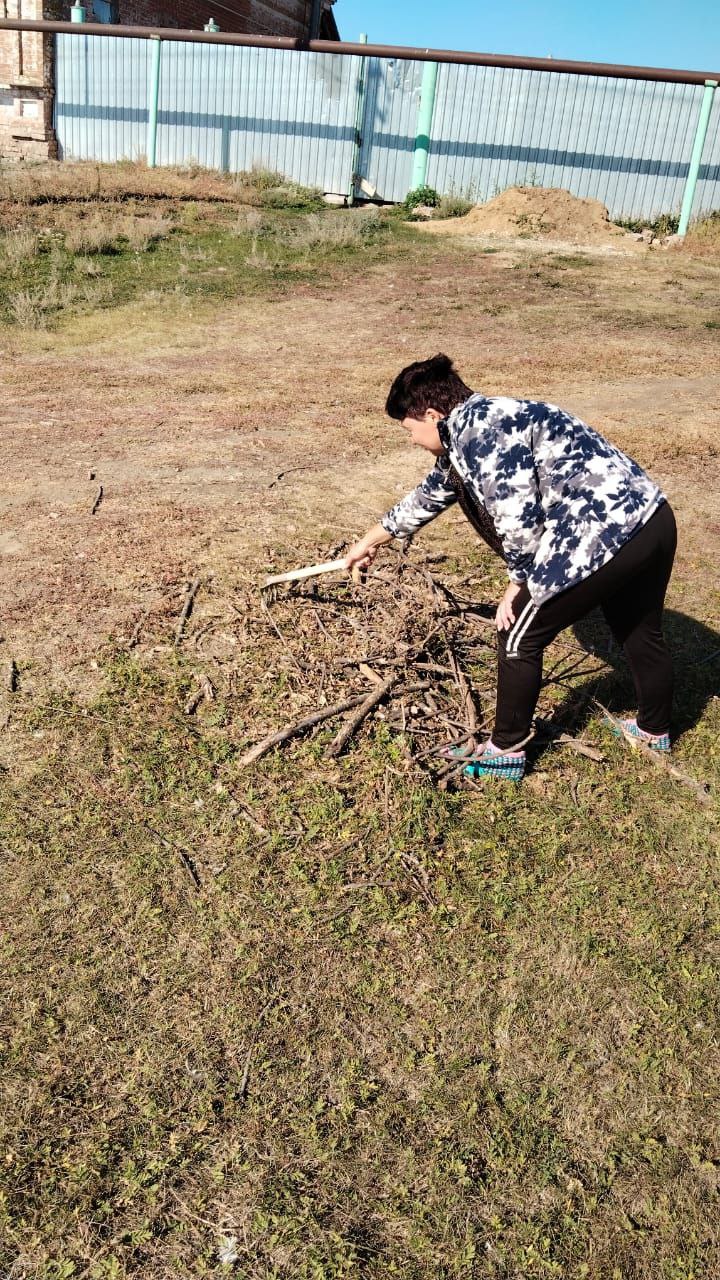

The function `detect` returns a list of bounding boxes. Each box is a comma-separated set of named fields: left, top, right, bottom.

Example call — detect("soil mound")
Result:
left=420, top=186, right=639, bottom=248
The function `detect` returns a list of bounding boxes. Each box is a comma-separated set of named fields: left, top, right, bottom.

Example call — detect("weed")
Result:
left=63, top=215, right=124, bottom=255
left=683, top=210, right=720, bottom=258
left=434, top=193, right=474, bottom=220
left=288, top=209, right=383, bottom=251
left=552, top=254, right=594, bottom=268
left=9, top=286, right=47, bottom=327
left=404, top=185, right=440, bottom=211
left=615, top=212, right=680, bottom=237
left=234, top=165, right=287, bottom=193
left=1, top=226, right=39, bottom=265
left=245, top=234, right=273, bottom=270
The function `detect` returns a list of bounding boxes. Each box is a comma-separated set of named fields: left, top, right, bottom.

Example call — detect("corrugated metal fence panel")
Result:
left=54, top=35, right=720, bottom=220
left=426, top=66, right=710, bottom=221
left=56, top=35, right=357, bottom=192
left=155, top=43, right=357, bottom=191
left=695, top=89, right=720, bottom=218
left=56, top=34, right=150, bottom=162
left=356, top=56, right=424, bottom=202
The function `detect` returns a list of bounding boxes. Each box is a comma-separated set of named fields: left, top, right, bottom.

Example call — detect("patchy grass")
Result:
left=1, top=576, right=719, bottom=1278
left=0, top=188, right=395, bottom=327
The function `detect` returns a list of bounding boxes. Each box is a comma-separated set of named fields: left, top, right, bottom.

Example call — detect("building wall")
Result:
left=1, top=0, right=335, bottom=160
left=83, top=0, right=313, bottom=37
left=1, top=0, right=61, bottom=159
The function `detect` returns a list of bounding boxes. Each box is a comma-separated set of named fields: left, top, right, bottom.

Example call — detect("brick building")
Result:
left=1, top=0, right=340, bottom=159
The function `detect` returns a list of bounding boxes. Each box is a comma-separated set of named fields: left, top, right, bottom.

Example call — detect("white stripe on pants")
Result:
left=506, top=598, right=539, bottom=658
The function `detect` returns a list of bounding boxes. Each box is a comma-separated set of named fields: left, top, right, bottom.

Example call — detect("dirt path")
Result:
left=1, top=238, right=719, bottom=682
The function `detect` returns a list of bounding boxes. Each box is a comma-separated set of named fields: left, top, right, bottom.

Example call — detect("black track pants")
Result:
left=493, top=502, right=677, bottom=750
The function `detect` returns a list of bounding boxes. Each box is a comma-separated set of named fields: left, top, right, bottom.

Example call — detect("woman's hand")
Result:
left=344, top=523, right=393, bottom=571
left=345, top=540, right=379, bottom=571
left=496, top=582, right=524, bottom=631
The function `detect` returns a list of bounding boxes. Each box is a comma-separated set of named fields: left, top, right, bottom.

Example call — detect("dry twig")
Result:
left=240, top=691, right=371, bottom=766
left=184, top=673, right=215, bottom=716
left=328, top=672, right=400, bottom=757
left=175, top=575, right=203, bottom=645
left=595, top=701, right=711, bottom=805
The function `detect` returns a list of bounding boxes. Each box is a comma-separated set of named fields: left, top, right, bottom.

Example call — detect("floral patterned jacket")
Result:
left=380, top=394, right=664, bottom=607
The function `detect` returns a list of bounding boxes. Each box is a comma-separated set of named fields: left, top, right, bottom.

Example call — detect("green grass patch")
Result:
left=0, top=202, right=394, bottom=329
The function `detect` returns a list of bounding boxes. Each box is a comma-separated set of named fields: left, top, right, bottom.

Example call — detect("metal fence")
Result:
left=52, top=31, right=720, bottom=222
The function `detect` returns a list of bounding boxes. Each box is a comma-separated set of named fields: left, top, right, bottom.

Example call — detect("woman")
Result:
left=345, top=354, right=676, bottom=782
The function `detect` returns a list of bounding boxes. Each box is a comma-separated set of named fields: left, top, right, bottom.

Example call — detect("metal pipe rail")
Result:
left=1, top=18, right=719, bottom=86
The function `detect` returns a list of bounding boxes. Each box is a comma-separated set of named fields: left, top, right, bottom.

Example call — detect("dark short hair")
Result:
left=385, top=353, right=473, bottom=420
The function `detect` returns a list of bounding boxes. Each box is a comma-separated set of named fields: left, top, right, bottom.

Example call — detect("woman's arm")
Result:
left=345, top=458, right=459, bottom=570
left=380, top=457, right=458, bottom=539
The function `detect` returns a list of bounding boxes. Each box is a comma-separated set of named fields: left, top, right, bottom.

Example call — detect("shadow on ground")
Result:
left=530, top=607, right=720, bottom=764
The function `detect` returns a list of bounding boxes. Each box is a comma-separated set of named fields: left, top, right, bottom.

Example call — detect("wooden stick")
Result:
left=175, top=575, right=202, bottom=644
left=446, top=643, right=479, bottom=752
left=328, top=672, right=401, bottom=757
left=240, top=691, right=371, bottom=766
left=594, top=701, right=711, bottom=805
left=90, top=484, right=104, bottom=516
left=534, top=718, right=605, bottom=762
left=263, top=557, right=347, bottom=588
left=184, top=673, right=215, bottom=716
left=127, top=602, right=154, bottom=650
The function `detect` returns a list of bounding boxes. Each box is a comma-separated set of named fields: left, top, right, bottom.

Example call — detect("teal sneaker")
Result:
left=607, top=717, right=670, bottom=754
left=463, top=743, right=526, bottom=782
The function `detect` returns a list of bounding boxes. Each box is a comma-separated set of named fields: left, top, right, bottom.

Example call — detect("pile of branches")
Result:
left=239, top=551, right=605, bottom=787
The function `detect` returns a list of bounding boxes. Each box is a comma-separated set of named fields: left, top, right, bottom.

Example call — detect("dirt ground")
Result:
left=1, top=225, right=719, bottom=691
left=420, top=186, right=646, bottom=248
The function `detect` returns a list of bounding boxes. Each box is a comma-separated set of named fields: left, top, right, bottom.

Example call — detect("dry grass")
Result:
left=682, top=211, right=720, bottom=258
left=0, top=159, right=242, bottom=206
left=1, top=226, right=39, bottom=265
left=287, top=208, right=381, bottom=250
left=63, top=212, right=174, bottom=255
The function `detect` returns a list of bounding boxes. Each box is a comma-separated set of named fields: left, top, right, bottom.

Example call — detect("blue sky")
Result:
left=334, top=1, right=719, bottom=74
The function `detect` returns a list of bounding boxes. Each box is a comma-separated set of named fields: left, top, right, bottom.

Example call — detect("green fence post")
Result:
left=410, top=60, right=438, bottom=192
left=146, top=36, right=162, bottom=169
left=348, top=33, right=368, bottom=204
left=678, top=79, right=718, bottom=236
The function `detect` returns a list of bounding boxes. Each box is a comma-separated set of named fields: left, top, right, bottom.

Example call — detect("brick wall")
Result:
left=60, top=0, right=313, bottom=36
left=1, top=0, right=59, bottom=159
left=114, top=0, right=312, bottom=36
left=1, top=0, right=332, bottom=160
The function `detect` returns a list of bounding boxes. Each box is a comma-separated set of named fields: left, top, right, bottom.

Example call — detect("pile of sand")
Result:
left=420, top=186, right=639, bottom=248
